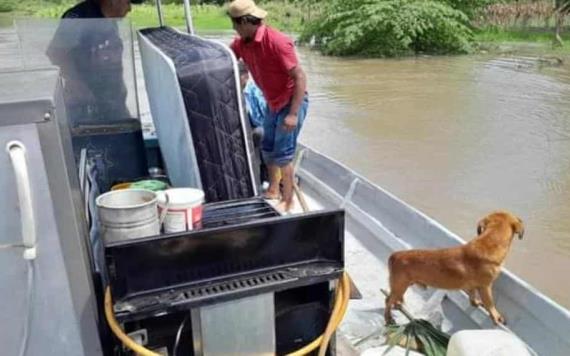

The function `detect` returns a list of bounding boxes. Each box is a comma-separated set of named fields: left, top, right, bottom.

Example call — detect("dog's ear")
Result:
left=477, top=217, right=489, bottom=235
left=513, top=217, right=525, bottom=240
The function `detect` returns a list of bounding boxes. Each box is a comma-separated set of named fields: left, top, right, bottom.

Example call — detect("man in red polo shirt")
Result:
left=228, top=0, right=308, bottom=212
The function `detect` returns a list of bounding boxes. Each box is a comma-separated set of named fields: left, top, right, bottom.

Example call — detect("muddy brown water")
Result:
left=298, top=49, right=570, bottom=308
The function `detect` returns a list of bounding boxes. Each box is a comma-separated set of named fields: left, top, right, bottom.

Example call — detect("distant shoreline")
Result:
left=2, top=2, right=569, bottom=59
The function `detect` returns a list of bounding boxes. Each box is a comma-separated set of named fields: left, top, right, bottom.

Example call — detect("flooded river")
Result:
left=299, top=49, right=570, bottom=307
left=1, top=21, right=569, bottom=307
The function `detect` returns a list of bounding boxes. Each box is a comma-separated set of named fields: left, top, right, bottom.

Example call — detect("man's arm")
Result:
left=230, top=39, right=241, bottom=59
left=283, top=65, right=306, bottom=132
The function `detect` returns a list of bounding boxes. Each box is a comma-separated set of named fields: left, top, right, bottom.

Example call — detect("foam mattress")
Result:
left=139, top=27, right=255, bottom=202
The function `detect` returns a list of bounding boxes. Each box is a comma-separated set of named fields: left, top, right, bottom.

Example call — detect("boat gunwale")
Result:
left=296, top=142, right=570, bottom=354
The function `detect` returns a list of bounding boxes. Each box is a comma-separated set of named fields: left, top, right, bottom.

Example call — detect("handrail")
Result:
left=183, top=0, right=195, bottom=34
left=155, top=0, right=164, bottom=27
left=7, top=141, right=37, bottom=260
left=154, top=0, right=194, bottom=33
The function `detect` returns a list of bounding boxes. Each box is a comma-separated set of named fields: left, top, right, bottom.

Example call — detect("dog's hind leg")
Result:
left=478, top=285, right=505, bottom=325
left=465, top=289, right=483, bottom=307
left=384, top=275, right=410, bottom=325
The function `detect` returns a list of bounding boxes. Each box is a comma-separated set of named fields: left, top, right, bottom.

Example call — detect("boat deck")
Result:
left=268, top=189, right=433, bottom=354
left=277, top=146, right=570, bottom=355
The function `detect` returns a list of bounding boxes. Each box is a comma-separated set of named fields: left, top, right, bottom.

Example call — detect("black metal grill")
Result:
left=177, top=271, right=291, bottom=303
left=106, top=198, right=344, bottom=322
left=200, top=198, right=279, bottom=228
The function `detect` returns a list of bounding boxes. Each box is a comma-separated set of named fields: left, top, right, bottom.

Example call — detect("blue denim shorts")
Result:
left=262, top=95, right=309, bottom=166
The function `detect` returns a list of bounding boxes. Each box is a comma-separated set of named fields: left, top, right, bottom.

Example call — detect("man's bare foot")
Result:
left=276, top=199, right=295, bottom=213
left=263, top=191, right=280, bottom=200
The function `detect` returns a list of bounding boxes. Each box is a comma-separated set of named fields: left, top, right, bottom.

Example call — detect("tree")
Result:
left=300, top=0, right=474, bottom=57
left=554, top=0, right=570, bottom=46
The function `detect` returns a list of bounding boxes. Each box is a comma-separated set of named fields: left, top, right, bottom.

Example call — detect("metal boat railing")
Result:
left=154, top=0, right=194, bottom=34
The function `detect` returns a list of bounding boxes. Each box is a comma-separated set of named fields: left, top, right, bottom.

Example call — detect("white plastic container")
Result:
left=447, top=329, right=531, bottom=356
left=157, top=188, right=205, bottom=233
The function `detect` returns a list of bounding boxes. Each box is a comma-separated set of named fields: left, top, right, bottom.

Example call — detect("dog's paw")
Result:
left=493, top=314, right=506, bottom=325
left=470, top=299, right=483, bottom=308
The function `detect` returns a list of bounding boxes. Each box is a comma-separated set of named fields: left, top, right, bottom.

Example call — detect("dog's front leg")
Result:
left=384, top=300, right=393, bottom=324
left=465, top=289, right=483, bottom=307
left=478, top=285, right=506, bottom=325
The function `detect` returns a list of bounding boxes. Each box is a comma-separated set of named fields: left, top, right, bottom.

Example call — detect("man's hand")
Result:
left=283, top=113, right=298, bottom=132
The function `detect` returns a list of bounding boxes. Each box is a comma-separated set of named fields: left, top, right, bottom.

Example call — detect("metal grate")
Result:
left=201, top=199, right=279, bottom=228
left=176, top=271, right=292, bottom=302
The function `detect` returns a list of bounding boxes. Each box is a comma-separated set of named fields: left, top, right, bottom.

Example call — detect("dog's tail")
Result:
left=388, top=252, right=397, bottom=274
left=386, top=253, right=399, bottom=302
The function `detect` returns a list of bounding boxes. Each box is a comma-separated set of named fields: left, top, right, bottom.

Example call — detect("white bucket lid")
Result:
left=157, top=188, right=205, bottom=208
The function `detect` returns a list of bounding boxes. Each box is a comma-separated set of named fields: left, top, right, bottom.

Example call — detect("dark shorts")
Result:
left=262, top=95, right=309, bottom=166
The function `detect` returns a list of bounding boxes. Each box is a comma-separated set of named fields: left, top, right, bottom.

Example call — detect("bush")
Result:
left=0, top=1, right=14, bottom=13
left=300, top=0, right=474, bottom=57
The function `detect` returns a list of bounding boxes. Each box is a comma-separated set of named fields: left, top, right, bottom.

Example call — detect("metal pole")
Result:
left=183, top=0, right=195, bottom=34
left=155, top=0, right=164, bottom=27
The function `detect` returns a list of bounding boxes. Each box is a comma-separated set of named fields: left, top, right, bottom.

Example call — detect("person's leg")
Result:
left=279, top=162, right=294, bottom=211
left=252, top=126, right=264, bottom=148
left=273, top=96, right=309, bottom=211
left=259, top=150, right=268, bottom=184
left=252, top=126, right=269, bottom=185
left=262, top=110, right=280, bottom=199
left=266, top=164, right=281, bottom=199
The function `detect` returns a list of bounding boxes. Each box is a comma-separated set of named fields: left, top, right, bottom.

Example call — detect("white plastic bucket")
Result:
left=96, top=189, right=160, bottom=245
left=157, top=188, right=205, bottom=233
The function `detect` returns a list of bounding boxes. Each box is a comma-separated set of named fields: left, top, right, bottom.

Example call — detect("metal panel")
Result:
left=106, top=208, right=344, bottom=312
left=0, top=69, right=58, bottom=126
left=191, top=293, right=275, bottom=356
left=14, top=18, right=140, bottom=123
left=0, top=124, right=95, bottom=355
left=37, top=82, right=103, bottom=354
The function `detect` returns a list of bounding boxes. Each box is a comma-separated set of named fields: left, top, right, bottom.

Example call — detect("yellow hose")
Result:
left=104, top=272, right=351, bottom=356
left=286, top=272, right=351, bottom=356
left=317, top=273, right=350, bottom=356
left=104, top=287, right=161, bottom=356
left=285, top=280, right=342, bottom=356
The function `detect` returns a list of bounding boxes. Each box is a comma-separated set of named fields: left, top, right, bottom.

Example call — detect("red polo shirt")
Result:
left=231, top=25, right=298, bottom=112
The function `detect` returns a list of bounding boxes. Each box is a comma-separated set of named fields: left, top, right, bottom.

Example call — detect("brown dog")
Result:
left=384, top=211, right=524, bottom=325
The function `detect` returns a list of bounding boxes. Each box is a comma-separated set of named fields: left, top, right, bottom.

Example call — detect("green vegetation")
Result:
left=0, top=1, right=15, bottom=13
left=384, top=319, right=451, bottom=356
left=1, top=0, right=569, bottom=57
left=299, top=0, right=474, bottom=56
left=298, top=0, right=570, bottom=57
left=475, top=27, right=570, bottom=43
left=125, top=1, right=303, bottom=31
left=2, top=0, right=302, bottom=31
left=473, top=28, right=570, bottom=56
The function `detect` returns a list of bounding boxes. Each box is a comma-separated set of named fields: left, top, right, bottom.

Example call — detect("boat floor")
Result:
left=267, top=191, right=435, bottom=354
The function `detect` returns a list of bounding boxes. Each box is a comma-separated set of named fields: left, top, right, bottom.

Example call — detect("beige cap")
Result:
left=228, top=0, right=267, bottom=19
